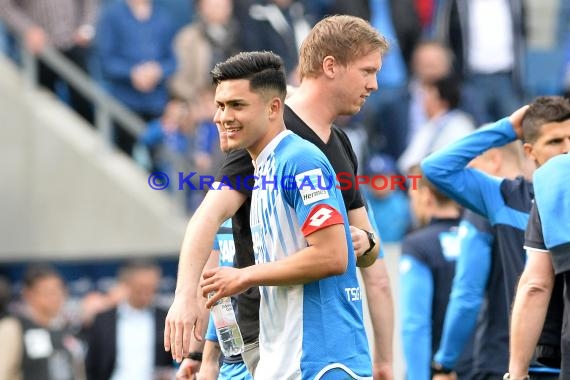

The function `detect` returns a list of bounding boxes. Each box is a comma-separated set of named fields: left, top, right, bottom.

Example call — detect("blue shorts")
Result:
left=219, top=362, right=252, bottom=380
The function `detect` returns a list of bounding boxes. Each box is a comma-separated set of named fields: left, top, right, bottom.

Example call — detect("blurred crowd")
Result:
left=0, top=0, right=569, bottom=223
left=0, top=261, right=177, bottom=380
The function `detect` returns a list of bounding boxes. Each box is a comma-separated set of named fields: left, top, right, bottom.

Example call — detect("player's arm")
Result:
left=0, top=317, right=22, bottom=380
left=360, top=259, right=394, bottom=379
left=165, top=185, right=246, bottom=362
left=181, top=248, right=219, bottom=373
left=193, top=316, right=222, bottom=380
left=202, top=222, right=348, bottom=306
left=400, top=254, right=433, bottom=380
left=421, top=106, right=527, bottom=218
left=350, top=206, right=394, bottom=379
left=508, top=249, right=555, bottom=378
left=198, top=341, right=222, bottom=380
left=434, top=219, right=493, bottom=371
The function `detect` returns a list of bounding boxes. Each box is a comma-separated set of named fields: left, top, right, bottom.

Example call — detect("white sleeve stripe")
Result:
left=524, top=245, right=550, bottom=253
left=313, top=363, right=372, bottom=380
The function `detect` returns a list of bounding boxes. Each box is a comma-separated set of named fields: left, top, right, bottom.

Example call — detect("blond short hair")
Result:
left=298, top=15, right=389, bottom=79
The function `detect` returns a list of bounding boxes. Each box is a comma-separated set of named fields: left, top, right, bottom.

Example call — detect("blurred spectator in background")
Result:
left=138, top=97, right=193, bottom=175
left=367, top=39, right=453, bottom=163
left=85, top=260, right=173, bottom=380
left=189, top=86, right=223, bottom=211
left=241, top=0, right=312, bottom=79
left=435, top=0, right=526, bottom=125
left=325, top=0, right=370, bottom=21
left=415, top=0, right=439, bottom=36
left=400, top=165, right=473, bottom=380
left=363, top=154, right=411, bottom=243
left=0, top=0, right=98, bottom=123
left=170, top=0, right=241, bottom=103
left=79, top=281, right=127, bottom=333
left=407, top=41, right=453, bottom=148
left=5, top=265, right=83, bottom=380
left=96, top=0, right=177, bottom=155
left=193, top=86, right=222, bottom=173
left=398, top=75, right=474, bottom=174
left=0, top=276, right=20, bottom=380
left=359, top=0, right=421, bottom=160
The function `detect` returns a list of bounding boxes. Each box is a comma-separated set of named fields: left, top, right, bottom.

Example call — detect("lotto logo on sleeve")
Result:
left=301, top=204, right=344, bottom=236
left=295, top=169, right=330, bottom=205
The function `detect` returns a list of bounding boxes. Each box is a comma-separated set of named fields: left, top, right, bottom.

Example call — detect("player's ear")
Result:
left=267, top=97, right=283, bottom=120
left=523, top=142, right=535, bottom=162
left=322, top=56, right=336, bottom=78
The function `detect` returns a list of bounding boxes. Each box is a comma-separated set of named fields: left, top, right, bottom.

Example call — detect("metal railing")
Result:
left=12, top=40, right=193, bottom=212
left=18, top=43, right=147, bottom=148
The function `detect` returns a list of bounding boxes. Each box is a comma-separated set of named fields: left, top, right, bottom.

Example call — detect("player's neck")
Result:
left=286, top=82, right=335, bottom=143
left=248, top=123, right=286, bottom=161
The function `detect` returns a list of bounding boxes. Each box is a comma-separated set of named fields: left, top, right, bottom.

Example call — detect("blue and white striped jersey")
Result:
left=250, top=130, right=371, bottom=380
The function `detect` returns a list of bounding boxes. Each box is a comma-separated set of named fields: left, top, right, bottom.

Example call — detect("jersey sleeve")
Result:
left=533, top=154, right=570, bottom=248
left=400, top=254, right=433, bottom=380
left=215, top=149, right=255, bottom=197
left=421, top=118, right=516, bottom=219
left=435, top=212, right=493, bottom=369
left=282, top=152, right=345, bottom=237
left=524, top=204, right=547, bottom=252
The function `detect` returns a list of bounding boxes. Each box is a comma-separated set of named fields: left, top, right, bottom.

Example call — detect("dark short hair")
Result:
left=118, top=258, right=161, bottom=281
left=427, top=75, right=461, bottom=110
left=23, top=264, right=62, bottom=289
left=522, top=96, right=570, bottom=143
left=211, top=51, right=287, bottom=101
left=408, top=164, right=453, bottom=205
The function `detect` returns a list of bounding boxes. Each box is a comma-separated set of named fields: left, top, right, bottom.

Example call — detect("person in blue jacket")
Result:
left=96, top=0, right=177, bottom=155
left=400, top=165, right=473, bottom=380
left=422, top=96, right=570, bottom=379
left=431, top=142, right=526, bottom=379
left=509, top=153, right=570, bottom=380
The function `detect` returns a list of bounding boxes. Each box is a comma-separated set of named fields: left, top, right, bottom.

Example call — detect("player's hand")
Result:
left=200, top=266, right=248, bottom=308
left=509, top=104, right=530, bottom=139
left=373, top=361, right=393, bottom=380
left=433, top=373, right=457, bottom=380
left=350, top=226, right=370, bottom=257
left=175, top=358, right=199, bottom=380
left=164, top=296, right=206, bottom=363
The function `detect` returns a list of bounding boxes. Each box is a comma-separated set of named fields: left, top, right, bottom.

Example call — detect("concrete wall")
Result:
left=0, top=56, right=188, bottom=261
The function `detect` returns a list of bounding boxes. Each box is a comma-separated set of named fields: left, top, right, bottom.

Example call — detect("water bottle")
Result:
left=209, top=294, right=244, bottom=356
